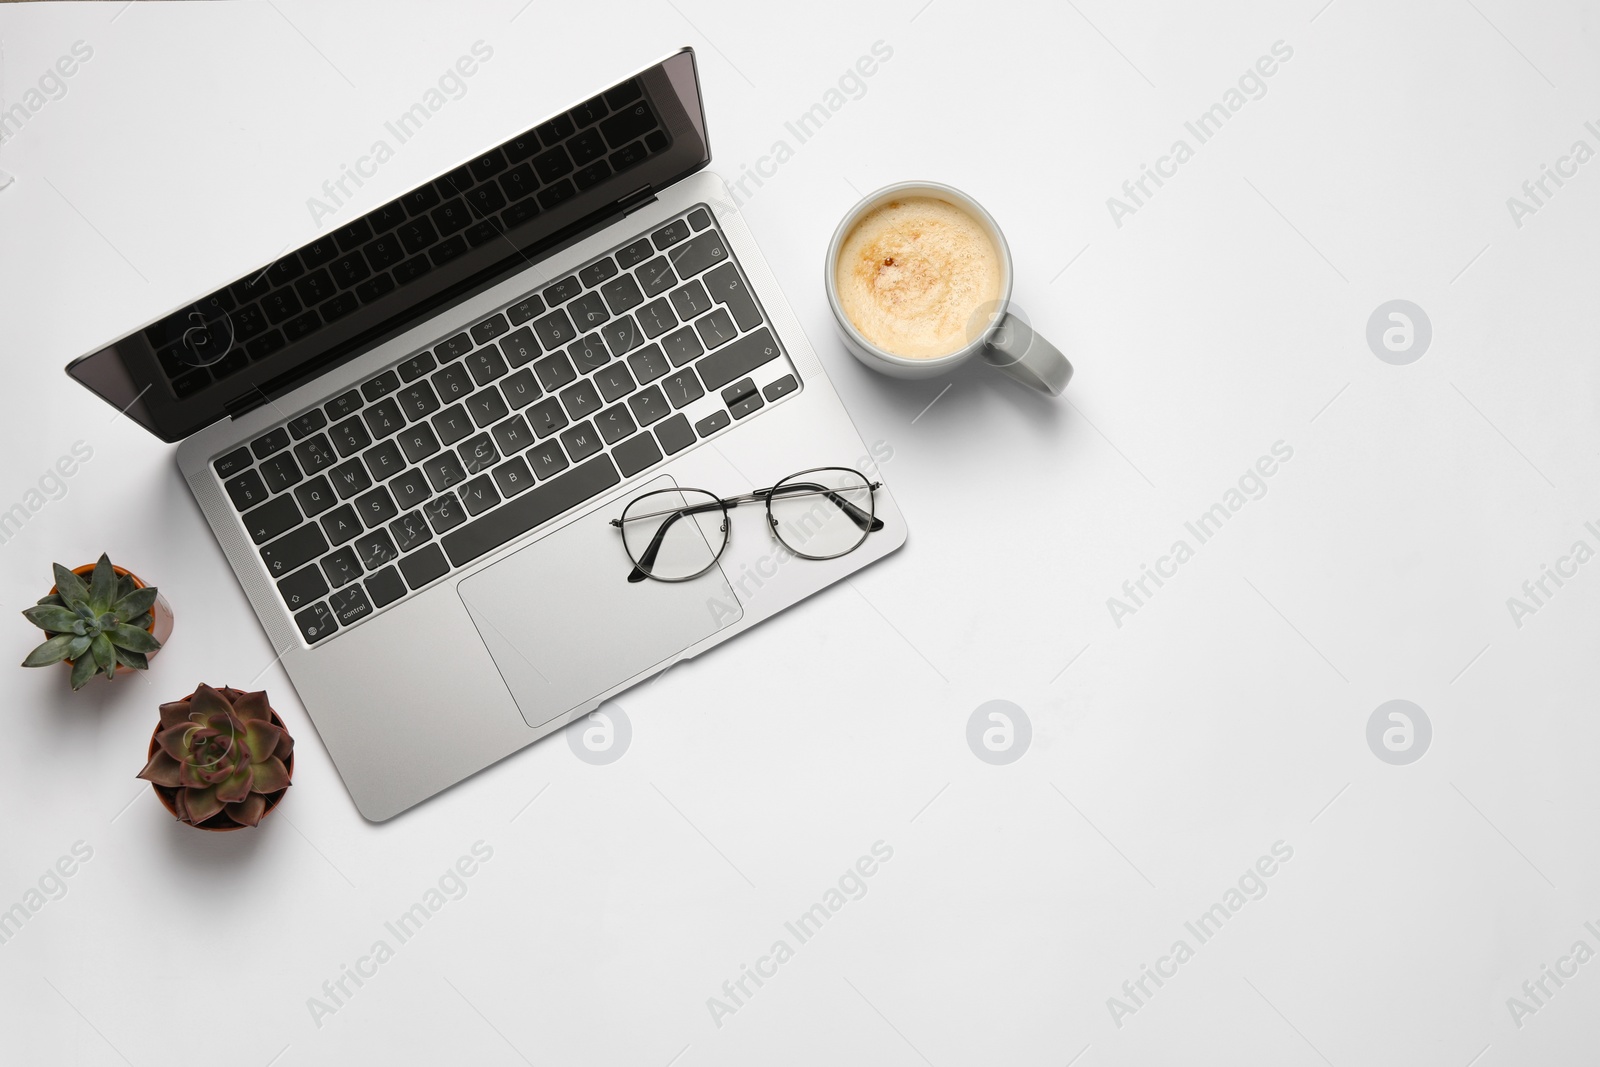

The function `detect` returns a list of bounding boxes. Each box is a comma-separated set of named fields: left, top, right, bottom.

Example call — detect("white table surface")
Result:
left=3, top=1, right=1598, bottom=1064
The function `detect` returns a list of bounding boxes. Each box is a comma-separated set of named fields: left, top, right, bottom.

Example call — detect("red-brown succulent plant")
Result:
left=137, top=685, right=294, bottom=828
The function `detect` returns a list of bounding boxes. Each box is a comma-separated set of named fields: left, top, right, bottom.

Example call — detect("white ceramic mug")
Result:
left=824, top=181, right=1073, bottom=396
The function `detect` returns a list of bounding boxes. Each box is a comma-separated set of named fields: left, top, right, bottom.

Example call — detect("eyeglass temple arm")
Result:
left=615, top=499, right=729, bottom=583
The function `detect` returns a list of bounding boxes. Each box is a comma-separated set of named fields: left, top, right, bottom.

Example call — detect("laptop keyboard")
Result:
left=212, top=205, right=801, bottom=645
left=146, top=78, right=669, bottom=397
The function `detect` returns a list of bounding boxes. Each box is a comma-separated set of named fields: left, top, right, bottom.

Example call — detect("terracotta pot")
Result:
left=48, top=563, right=174, bottom=677
left=146, top=686, right=294, bottom=832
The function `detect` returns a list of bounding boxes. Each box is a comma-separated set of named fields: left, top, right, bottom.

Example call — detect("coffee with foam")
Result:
left=834, top=196, right=1004, bottom=359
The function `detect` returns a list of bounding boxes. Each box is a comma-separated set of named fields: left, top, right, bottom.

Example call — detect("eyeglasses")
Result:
left=610, top=466, right=884, bottom=583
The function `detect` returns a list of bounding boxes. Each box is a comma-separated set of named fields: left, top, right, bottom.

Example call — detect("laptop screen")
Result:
left=66, top=49, right=709, bottom=443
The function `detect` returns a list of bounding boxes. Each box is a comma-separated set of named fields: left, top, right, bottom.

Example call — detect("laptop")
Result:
left=65, top=49, right=907, bottom=820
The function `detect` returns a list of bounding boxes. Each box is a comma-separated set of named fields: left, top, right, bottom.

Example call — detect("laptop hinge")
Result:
left=225, top=385, right=272, bottom=420
left=616, top=185, right=657, bottom=214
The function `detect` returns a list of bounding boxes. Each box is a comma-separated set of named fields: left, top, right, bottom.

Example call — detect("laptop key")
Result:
left=506, top=295, right=545, bottom=327
left=704, top=263, right=762, bottom=331
left=595, top=404, right=635, bottom=445
left=579, top=257, right=617, bottom=288
left=225, top=470, right=269, bottom=511
left=668, top=231, right=728, bottom=277
left=637, top=257, right=677, bottom=297
left=694, top=308, right=738, bottom=351
left=491, top=413, right=534, bottom=454
left=293, top=434, right=337, bottom=474
left=526, top=397, right=569, bottom=438
left=627, top=385, right=671, bottom=426
left=601, top=316, right=644, bottom=357
left=661, top=326, right=704, bottom=367
left=636, top=298, right=677, bottom=338
left=669, top=280, right=712, bottom=320
left=288, top=410, right=327, bottom=439
left=422, top=452, right=467, bottom=492
left=661, top=368, right=704, bottom=409
left=330, top=458, right=372, bottom=499
left=389, top=469, right=431, bottom=512
left=259, top=453, right=302, bottom=493
left=533, top=352, right=577, bottom=392
left=251, top=427, right=290, bottom=459
left=598, top=275, right=644, bottom=319
left=466, top=388, right=509, bottom=428
left=493, top=456, right=536, bottom=497
left=471, top=313, right=510, bottom=345
left=441, top=454, right=621, bottom=567
left=399, top=543, right=449, bottom=589
left=278, top=565, right=328, bottom=610
left=329, top=416, right=371, bottom=457
left=356, top=485, right=398, bottom=527
left=596, top=363, right=637, bottom=403
left=325, top=389, right=362, bottom=419
left=365, top=566, right=407, bottom=609
left=363, top=397, right=405, bottom=439
left=389, top=510, right=431, bottom=553
left=261, top=523, right=328, bottom=577
left=353, top=529, right=399, bottom=570
left=500, top=327, right=540, bottom=370
left=398, top=423, right=442, bottom=463
left=729, top=392, right=764, bottom=420
left=763, top=374, right=799, bottom=402
left=560, top=380, right=603, bottom=420
left=321, top=547, right=362, bottom=588
left=243, top=495, right=301, bottom=545
left=432, top=404, right=474, bottom=446
left=560, top=422, right=601, bottom=462
left=532, top=308, right=576, bottom=350
left=329, top=585, right=373, bottom=627
left=320, top=505, right=363, bottom=546
left=688, top=208, right=712, bottom=231
left=458, top=476, right=500, bottom=516
left=294, top=601, right=337, bottom=644
left=294, top=476, right=337, bottom=517
left=655, top=414, right=695, bottom=455
left=527, top=439, right=569, bottom=479
left=568, top=292, right=609, bottom=330
left=458, top=433, right=499, bottom=474
left=396, top=381, right=441, bottom=421
left=424, top=494, right=468, bottom=534
left=466, top=346, right=509, bottom=385
left=651, top=219, right=692, bottom=250
left=436, top=333, right=474, bottom=362
left=569, top=334, right=611, bottom=373
left=616, top=237, right=653, bottom=268
left=543, top=276, right=582, bottom=305
left=361, top=371, right=400, bottom=402
left=500, top=368, right=542, bottom=409
left=695, top=410, right=731, bottom=437
left=432, top=363, right=474, bottom=403
left=214, top=447, right=253, bottom=480
left=612, top=432, right=663, bottom=478
left=698, top=328, right=782, bottom=390
left=629, top=343, right=671, bottom=385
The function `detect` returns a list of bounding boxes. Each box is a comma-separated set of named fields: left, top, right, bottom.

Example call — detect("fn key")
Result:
left=295, top=602, right=337, bottom=644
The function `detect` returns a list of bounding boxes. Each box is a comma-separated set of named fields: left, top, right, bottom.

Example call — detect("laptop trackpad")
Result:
left=456, top=476, right=742, bottom=729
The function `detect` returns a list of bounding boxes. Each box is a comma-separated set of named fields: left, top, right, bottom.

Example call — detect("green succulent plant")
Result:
left=137, top=684, right=294, bottom=827
left=22, top=554, right=162, bottom=690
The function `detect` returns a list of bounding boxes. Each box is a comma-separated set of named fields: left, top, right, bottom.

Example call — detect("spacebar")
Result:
left=442, top=455, right=621, bottom=567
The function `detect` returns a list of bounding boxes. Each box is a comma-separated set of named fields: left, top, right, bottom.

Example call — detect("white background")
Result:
left=2, top=1, right=1598, bottom=1064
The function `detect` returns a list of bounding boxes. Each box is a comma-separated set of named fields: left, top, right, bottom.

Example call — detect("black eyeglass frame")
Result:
left=610, top=466, right=885, bottom=583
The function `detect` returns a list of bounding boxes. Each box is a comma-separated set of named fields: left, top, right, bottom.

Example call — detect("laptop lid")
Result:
left=65, top=49, right=709, bottom=443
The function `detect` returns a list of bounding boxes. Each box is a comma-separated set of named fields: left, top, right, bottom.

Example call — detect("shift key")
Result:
left=260, top=523, right=329, bottom=578
left=703, top=263, right=761, bottom=330
left=697, top=328, right=782, bottom=391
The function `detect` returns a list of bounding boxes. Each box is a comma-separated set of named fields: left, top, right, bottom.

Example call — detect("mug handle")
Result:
left=982, top=313, right=1073, bottom=396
